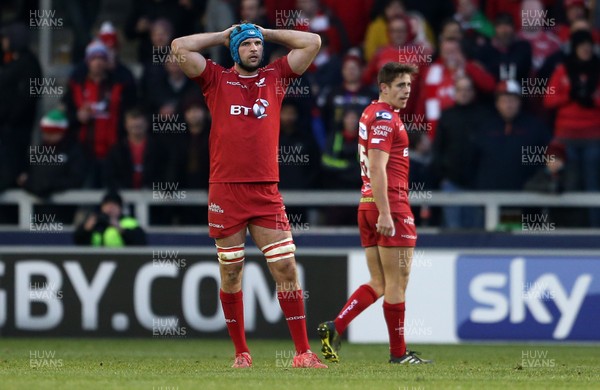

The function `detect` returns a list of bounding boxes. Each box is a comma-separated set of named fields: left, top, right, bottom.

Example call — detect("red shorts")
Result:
left=207, top=183, right=290, bottom=238
left=358, top=209, right=417, bottom=247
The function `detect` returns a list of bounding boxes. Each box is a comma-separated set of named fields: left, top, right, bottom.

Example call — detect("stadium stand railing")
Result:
left=1, top=189, right=599, bottom=231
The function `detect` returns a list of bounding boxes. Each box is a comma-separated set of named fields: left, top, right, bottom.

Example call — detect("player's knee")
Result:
left=273, top=258, right=298, bottom=282
left=261, top=238, right=296, bottom=263
left=216, top=243, right=245, bottom=265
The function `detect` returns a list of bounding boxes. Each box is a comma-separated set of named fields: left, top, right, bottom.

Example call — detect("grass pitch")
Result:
left=0, top=339, right=598, bottom=389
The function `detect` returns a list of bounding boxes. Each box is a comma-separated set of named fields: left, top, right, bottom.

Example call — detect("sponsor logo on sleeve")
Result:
left=359, top=122, right=367, bottom=140
left=375, top=111, right=392, bottom=120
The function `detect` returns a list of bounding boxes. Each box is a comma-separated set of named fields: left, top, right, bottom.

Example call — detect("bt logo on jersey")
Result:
left=230, top=99, right=269, bottom=119
left=455, top=255, right=600, bottom=341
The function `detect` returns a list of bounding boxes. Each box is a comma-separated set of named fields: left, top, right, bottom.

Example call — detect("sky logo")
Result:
left=456, top=255, right=600, bottom=341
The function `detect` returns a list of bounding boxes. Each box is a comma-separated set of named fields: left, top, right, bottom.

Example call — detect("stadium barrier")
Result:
left=1, top=189, right=600, bottom=231
left=0, top=246, right=598, bottom=342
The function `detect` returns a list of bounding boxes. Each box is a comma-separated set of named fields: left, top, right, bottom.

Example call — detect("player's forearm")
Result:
left=171, top=31, right=226, bottom=54
left=370, top=167, right=391, bottom=216
left=262, top=28, right=320, bottom=50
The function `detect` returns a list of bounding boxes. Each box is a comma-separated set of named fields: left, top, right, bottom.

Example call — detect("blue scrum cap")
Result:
left=229, top=23, right=264, bottom=64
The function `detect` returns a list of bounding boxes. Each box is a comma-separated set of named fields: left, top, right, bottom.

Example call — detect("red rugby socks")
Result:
left=277, top=290, right=311, bottom=354
left=334, top=284, right=379, bottom=334
left=220, top=289, right=249, bottom=354
left=383, top=301, right=406, bottom=358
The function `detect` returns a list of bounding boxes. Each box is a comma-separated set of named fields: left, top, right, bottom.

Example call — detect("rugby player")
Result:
left=172, top=23, right=326, bottom=368
left=318, top=62, right=432, bottom=364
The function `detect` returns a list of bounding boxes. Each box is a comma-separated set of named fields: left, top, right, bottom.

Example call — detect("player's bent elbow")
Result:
left=171, top=39, right=183, bottom=55
left=311, top=33, right=322, bottom=50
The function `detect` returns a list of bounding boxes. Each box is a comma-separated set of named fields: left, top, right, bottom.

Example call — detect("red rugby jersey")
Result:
left=193, top=56, right=298, bottom=183
left=358, top=100, right=411, bottom=213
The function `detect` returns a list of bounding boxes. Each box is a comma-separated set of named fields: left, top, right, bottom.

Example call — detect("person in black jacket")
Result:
left=524, top=141, right=587, bottom=226
left=476, top=13, right=532, bottom=81
left=278, top=101, right=321, bottom=190
left=432, top=75, right=489, bottom=228
left=17, top=109, right=85, bottom=198
left=74, top=191, right=146, bottom=246
left=0, top=22, right=42, bottom=191
left=104, top=107, right=165, bottom=189
left=474, top=80, right=551, bottom=191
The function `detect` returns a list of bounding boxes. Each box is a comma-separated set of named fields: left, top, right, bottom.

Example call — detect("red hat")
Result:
left=98, top=21, right=118, bottom=49
left=343, top=53, right=363, bottom=66
left=40, top=109, right=68, bottom=134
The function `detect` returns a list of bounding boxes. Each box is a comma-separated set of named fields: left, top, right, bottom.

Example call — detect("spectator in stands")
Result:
left=320, top=53, right=376, bottom=137
left=556, top=0, right=590, bottom=44
left=524, top=140, right=567, bottom=194
left=439, top=18, right=463, bottom=42
left=432, top=76, right=488, bottom=228
left=125, top=0, right=203, bottom=64
left=148, top=18, right=175, bottom=65
left=278, top=101, right=321, bottom=189
left=70, top=22, right=137, bottom=102
left=544, top=30, right=600, bottom=226
left=453, top=0, right=495, bottom=39
left=517, top=0, right=561, bottom=74
left=477, top=13, right=532, bottom=81
left=16, top=109, right=85, bottom=198
left=321, top=0, right=374, bottom=47
left=98, top=21, right=137, bottom=89
left=406, top=11, right=436, bottom=51
left=364, top=0, right=405, bottom=62
left=295, top=0, right=349, bottom=55
left=175, top=96, right=211, bottom=189
left=400, top=0, right=454, bottom=38
left=263, top=0, right=295, bottom=26
left=537, top=19, right=595, bottom=83
left=321, top=108, right=362, bottom=189
left=74, top=191, right=146, bottom=246
left=416, top=38, right=495, bottom=139
left=64, top=0, right=100, bottom=63
left=474, top=80, right=550, bottom=191
left=0, top=22, right=42, bottom=191
left=240, top=0, right=268, bottom=25
left=104, top=107, right=165, bottom=190
left=363, top=16, right=432, bottom=85
left=163, top=96, right=211, bottom=225
left=64, top=40, right=136, bottom=187
left=484, top=0, right=555, bottom=31
left=408, top=132, right=435, bottom=226
left=304, top=32, right=343, bottom=99
left=141, top=53, right=196, bottom=114
left=204, top=0, right=236, bottom=65
left=238, top=0, right=275, bottom=60
left=523, top=141, right=587, bottom=227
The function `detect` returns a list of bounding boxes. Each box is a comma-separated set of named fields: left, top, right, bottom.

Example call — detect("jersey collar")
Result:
left=374, top=100, right=400, bottom=113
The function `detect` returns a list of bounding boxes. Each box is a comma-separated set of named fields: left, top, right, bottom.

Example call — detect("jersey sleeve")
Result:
left=272, top=55, right=300, bottom=80
left=191, top=59, right=223, bottom=94
left=365, top=110, right=395, bottom=154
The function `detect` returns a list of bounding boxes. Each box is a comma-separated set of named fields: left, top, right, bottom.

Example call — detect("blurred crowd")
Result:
left=0, top=0, right=599, bottom=228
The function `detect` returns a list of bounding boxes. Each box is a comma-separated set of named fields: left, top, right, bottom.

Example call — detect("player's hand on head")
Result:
left=223, top=25, right=239, bottom=47
left=254, top=25, right=267, bottom=38
left=376, top=213, right=396, bottom=237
